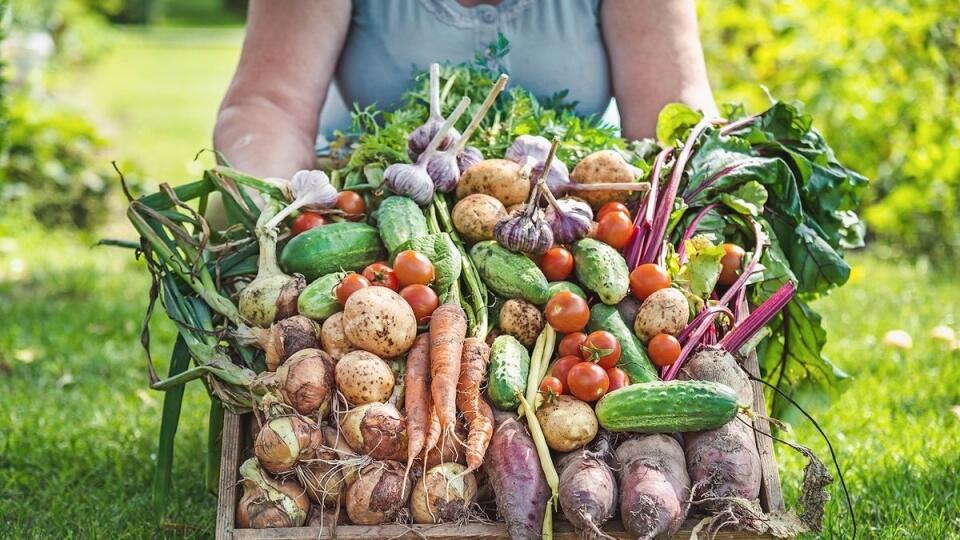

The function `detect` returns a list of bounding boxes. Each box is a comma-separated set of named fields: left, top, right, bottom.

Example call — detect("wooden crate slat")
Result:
left=216, top=411, right=242, bottom=540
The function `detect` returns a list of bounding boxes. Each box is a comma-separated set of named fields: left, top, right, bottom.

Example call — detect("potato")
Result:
left=452, top=194, right=507, bottom=244
left=320, top=312, right=356, bottom=361
left=335, top=350, right=395, bottom=405
left=634, top=287, right=689, bottom=343
left=570, top=150, right=637, bottom=209
left=342, top=287, right=417, bottom=358
left=535, top=395, right=598, bottom=452
left=498, top=299, right=544, bottom=347
left=456, top=159, right=530, bottom=207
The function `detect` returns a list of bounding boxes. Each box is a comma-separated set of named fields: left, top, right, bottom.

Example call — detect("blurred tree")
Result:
left=699, top=0, right=960, bottom=261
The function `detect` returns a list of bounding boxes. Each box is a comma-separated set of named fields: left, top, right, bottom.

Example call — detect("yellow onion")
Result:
left=236, top=315, right=319, bottom=372
left=239, top=199, right=303, bottom=327
left=410, top=463, right=477, bottom=524
left=339, top=402, right=407, bottom=461
left=273, top=348, right=335, bottom=417
left=254, top=414, right=323, bottom=474
left=299, top=426, right=360, bottom=507
left=236, top=458, right=309, bottom=529
left=345, top=460, right=411, bottom=525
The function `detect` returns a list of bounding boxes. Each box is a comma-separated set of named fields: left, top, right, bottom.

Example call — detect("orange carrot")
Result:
left=403, top=333, right=432, bottom=482
left=423, top=406, right=441, bottom=459
left=457, top=337, right=493, bottom=473
left=429, top=303, right=467, bottom=434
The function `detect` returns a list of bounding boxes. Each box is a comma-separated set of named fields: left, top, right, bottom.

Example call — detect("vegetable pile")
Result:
left=125, top=46, right=863, bottom=538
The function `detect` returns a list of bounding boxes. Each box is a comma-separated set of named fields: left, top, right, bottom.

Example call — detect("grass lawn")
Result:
left=3, top=22, right=958, bottom=540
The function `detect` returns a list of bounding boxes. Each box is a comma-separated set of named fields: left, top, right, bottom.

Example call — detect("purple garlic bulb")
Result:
left=426, top=152, right=460, bottom=193
left=532, top=158, right=571, bottom=193
left=408, top=125, right=460, bottom=162
left=494, top=207, right=555, bottom=255
left=505, top=134, right=552, bottom=165
left=384, top=161, right=435, bottom=205
left=457, top=146, right=484, bottom=173
left=544, top=197, right=593, bottom=244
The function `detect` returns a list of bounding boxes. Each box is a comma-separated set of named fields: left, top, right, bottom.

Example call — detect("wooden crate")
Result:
left=215, top=352, right=783, bottom=539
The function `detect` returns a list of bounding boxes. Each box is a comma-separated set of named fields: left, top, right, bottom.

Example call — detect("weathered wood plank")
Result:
left=744, top=350, right=785, bottom=512
left=216, top=412, right=242, bottom=540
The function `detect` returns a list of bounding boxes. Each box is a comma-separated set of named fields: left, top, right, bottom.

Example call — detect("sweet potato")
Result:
left=557, top=445, right=617, bottom=539
left=615, top=435, right=690, bottom=540
left=485, top=411, right=550, bottom=540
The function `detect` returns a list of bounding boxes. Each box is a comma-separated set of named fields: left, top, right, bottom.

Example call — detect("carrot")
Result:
left=423, top=406, right=441, bottom=459
left=429, top=303, right=467, bottom=435
left=403, top=333, right=432, bottom=483
left=457, top=337, right=493, bottom=473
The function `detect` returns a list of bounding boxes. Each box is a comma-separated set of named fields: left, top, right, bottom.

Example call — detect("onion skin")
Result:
left=264, top=316, right=320, bottom=372
left=411, top=463, right=478, bottom=523
left=340, top=402, right=408, bottom=460
left=275, top=274, right=306, bottom=321
left=254, top=415, right=323, bottom=474
left=240, top=274, right=297, bottom=328
left=236, top=458, right=310, bottom=528
left=346, top=460, right=411, bottom=525
left=275, top=348, right=335, bottom=417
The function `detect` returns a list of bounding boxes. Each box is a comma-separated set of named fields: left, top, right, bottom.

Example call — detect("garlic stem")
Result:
left=428, top=63, right=441, bottom=119
left=422, top=96, right=471, bottom=160
left=454, top=74, right=509, bottom=153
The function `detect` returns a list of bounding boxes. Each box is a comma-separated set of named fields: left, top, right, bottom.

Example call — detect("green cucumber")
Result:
left=487, top=335, right=530, bottom=410
left=547, top=281, right=587, bottom=299
left=297, top=272, right=344, bottom=321
left=376, top=196, right=428, bottom=256
left=588, top=304, right=658, bottom=384
left=573, top=239, right=630, bottom=305
left=280, top=222, right=384, bottom=281
left=595, top=380, right=740, bottom=433
left=470, top=241, right=550, bottom=305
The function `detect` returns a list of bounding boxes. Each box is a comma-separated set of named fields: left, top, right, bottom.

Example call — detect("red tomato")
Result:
left=596, top=211, right=634, bottom=249
left=582, top=330, right=622, bottom=369
left=362, top=262, right=399, bottom=291
left=597, top=202, right=630, bottom=222
left=290, top=211, right=326, bottom=237
left=566, top=362, right=610, bottom=402
left=606, top=367, right=629, bottom=392
left=335, top=273, right=370, bottom=305
left=544, top=291, right=590, bottom=333
left=399, top=284, right=439, bottom=324
left=394, top=250, right=435, bottom=286
left=550, top=355, right=582, bottom=394
left=539, top=376, right=563, bottom=398
left=718, top=243, right=746, bottom=286
left=540, top=246, right=574, bottom=281
left=558, top=332, right=588, bottom=358
left=629, top=263, right=671, bottom=300
left=336, top=191, right=366, bottom=218
left=648, top=333, right=682, bottom=367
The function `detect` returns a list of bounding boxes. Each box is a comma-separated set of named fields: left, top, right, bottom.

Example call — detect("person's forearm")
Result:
left=602, top=0, right=717, bottom=140
left=214, top=98, right=318, bottom=179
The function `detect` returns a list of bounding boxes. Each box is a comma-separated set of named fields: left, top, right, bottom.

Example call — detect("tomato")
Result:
left=540, top=246, right=574, bottom=281
left=566, top=361, right=610, bottom=402
left=551, top=355, right=582, bottom=394
left=629, top=263, right=671, bottom=300
left=399, top=284, right=439, bottom=324
left=362, top=262, right=399, bottom=291
left=596, top=211, right=634, bottom=249
left=558, top=332, right=588, bottom=358
left=335, top=273, right=370, bottom=305
left=581, top=330, right=622, bottom=369
left=648, top=333, right=682, bottom=367
left=336, top=191, right=366, bottom=218
left=597, top=202, right=630, bottom=222
left=290, top=211, right=326, bottom=237
left=544, top=291, right=590, bottom=333
left=394, top=250, right=435, bottom=286
left=606, top=367, right=629, bottom=392
left=718, top=243, right=746, bottom=286
left=539, top=376, right=563, bottom=398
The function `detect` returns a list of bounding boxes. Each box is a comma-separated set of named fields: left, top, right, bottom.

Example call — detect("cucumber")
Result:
left=297, top=272, right=344, bottom=321
left=487, top=335, right=530, bottom=410
left=573, top=239, right=630, bottom=305
left=588, top=304, right=658, bottom=384
left=376, top=196, right=428, bottom=256
left=595, top=380, right=740, bottom=433
left=547, top=281, right=587, bottom=299
left=470, top=241, right=551, bottom=305
left=280, top=222, right=384, bottom=280
left=395, top=233, right=462, bottom=301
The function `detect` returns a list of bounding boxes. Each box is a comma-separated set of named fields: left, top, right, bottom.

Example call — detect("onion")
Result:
left=236, top=458, right=309, bottom=528
left=410, top=463, right=478, bottom=524
left=339, top=402, right=407, bottom=460
left=236, top=315, right=319, bottom=372
left=239, top=199, right=303, bottom=327
left=346, top=460, right=411, bottom=525
left=273, top=348, right=335, bottom=417
left=254, top=413, right=323, bottom=474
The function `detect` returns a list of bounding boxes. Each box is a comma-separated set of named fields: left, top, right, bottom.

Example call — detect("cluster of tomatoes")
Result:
left=539, top=330, right=627, bottom=403
left=535, top=201, right=634, bottom=282
left=336, top=251, right=440, bottom=324
left=288, top=190, right=367, bottom=236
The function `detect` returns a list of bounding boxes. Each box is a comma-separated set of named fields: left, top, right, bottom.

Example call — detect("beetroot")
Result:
left=557, top=444, right=617, bottom=540
left=615, top=435, right=690, bottom=540
left=485, top=412, right=550, bottom=540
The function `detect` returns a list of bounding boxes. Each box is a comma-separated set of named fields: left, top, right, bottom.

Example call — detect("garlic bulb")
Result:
left=408, top=63, right=460, bottom=161
left=505, top=134, right=552, bottom=164
left=265, top=170, right=337, bottom=229
left=493, top=204, right=554, bottom=255
left=543, top=195, right=593, bottom=244
left=457, top=146, right=484, bottom=172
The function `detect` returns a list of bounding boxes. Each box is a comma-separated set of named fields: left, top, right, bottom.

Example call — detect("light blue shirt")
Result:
left=319, top=0, right=615, bottom=147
